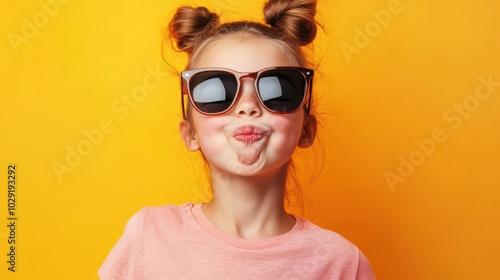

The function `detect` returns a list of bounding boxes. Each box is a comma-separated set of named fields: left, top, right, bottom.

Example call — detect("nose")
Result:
left=233, top=78, right=263, bottom=117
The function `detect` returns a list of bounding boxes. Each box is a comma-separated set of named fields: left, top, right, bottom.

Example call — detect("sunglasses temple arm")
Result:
left=306, top=78, right=313, bottom=114
left=181, top=78, right=188, bottom=120
left=181, top=96, right=187, bottom=120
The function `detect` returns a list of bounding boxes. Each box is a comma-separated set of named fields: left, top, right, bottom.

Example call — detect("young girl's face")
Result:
left=183, top=37, right=312, bottom=177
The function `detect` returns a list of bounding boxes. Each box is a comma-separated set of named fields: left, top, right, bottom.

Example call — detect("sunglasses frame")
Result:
left=180, top=66, right=314, bottom=120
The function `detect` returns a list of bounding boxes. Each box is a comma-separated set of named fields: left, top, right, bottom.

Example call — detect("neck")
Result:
left=202, top=164, right=296, bottom=239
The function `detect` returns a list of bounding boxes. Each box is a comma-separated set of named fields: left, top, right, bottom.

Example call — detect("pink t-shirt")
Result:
left=99, top=203, right=375, bottom=279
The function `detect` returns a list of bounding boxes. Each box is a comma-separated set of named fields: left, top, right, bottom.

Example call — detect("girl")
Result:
left=99, top=0, right=375, bottom=279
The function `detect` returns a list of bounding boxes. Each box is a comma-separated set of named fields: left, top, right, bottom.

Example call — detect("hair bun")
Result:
left=168, top=6, right=220, bottom=55
left=264, top=0, right=318, bottom=46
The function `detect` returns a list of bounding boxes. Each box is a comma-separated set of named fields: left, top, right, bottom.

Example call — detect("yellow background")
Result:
left=1, top=0, right=499, bottom=279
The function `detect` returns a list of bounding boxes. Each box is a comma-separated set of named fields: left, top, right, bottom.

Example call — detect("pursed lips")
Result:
left=233, top=125, right=266, bottom=144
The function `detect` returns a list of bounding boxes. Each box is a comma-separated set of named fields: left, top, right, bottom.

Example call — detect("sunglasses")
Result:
left=180, top=66, right=314, bottom=119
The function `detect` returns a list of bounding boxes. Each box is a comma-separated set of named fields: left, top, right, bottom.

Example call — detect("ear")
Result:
left=298, top=114, right=317, bottom=148
left=179, top=120, right=200, bottom=151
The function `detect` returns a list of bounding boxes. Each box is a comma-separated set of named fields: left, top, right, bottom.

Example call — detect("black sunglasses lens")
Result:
left=189, top=71, right=237, bottom=114
left=257, top=70, right=306, bottom=113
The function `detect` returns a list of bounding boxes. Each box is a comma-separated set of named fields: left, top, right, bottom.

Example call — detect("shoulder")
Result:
left=294, top=219, right=375, bottom=279
left=137, top=202, right=194, bottom=221
left=98, top=203, right=197, bottom=279
left=298, top=218, right=359, bottom=254
left=105, top=202, right=196, bottom=246
left=132, top=202, right=196, bottom=233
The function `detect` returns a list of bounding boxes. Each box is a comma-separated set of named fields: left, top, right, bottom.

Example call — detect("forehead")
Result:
left=195, top=36, right=297, bottom=72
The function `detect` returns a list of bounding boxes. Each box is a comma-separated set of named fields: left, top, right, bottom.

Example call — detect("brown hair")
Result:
left=165, top=0, right=321, bottom=215
left=167, top=0, right=320, bottom=69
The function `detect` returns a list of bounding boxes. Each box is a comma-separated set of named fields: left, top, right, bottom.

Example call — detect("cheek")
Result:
left=193, top=117, right=227, bottom=154
left=268, top=114, right=304, bottom=152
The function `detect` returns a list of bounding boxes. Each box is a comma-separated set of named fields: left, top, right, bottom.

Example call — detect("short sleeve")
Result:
left=356, top=250, right=376, bottom=280
left=98, top=212, right=141, bottom=280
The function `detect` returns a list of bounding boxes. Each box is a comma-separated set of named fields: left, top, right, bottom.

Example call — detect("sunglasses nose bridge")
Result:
left=239, top=71, right=261, bottom=90
left=232, top=73, right=263, bottom=117
left=237, top=72, right=258, bottom=86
